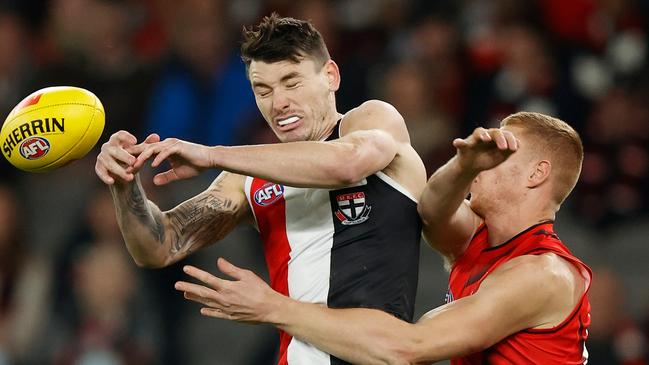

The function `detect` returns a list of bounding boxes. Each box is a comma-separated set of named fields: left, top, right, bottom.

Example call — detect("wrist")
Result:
left=209, top=145, right=226, bottom=169
left=264, top=293, right=296, bottom=328
left=450, top=156, right=481, bottom=182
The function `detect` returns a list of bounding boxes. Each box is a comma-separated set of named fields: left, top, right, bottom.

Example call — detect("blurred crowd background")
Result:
left=0, top=0, right=648, bottom=364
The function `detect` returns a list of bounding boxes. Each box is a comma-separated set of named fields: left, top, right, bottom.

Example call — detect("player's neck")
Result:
left=483, top=207, right=555, bottom=247
left=313, top=111, right=344, bottom=141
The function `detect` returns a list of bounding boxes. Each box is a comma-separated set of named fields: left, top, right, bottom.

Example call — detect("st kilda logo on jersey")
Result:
left=335, top=191, right=371, bottom=225
left=254, top=182, right=285, bottom=206
left=19, top=137, right=50, bottom=160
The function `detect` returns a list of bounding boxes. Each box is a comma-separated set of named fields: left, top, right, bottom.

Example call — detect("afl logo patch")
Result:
left=254, top=182, right=285, bottom=206
left=19, top=137, right=50, bottom=160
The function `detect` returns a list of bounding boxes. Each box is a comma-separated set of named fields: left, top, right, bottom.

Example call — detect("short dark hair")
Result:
left=240, top=13, right=330, bottom=71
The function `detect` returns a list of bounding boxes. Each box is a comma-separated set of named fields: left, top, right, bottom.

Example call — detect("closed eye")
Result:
left=255, top=88, right=272, bottom=97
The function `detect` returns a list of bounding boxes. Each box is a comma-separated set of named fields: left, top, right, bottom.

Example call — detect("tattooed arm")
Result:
left=110, top=172, right=249, bottom=268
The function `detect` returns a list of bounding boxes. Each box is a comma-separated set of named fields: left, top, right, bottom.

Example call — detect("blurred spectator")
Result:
left=53, top=242, right=157, bottom=365
left=575, top=85, right=649, bottom=226
left=588, top=267, right=648, bottom=364
left=0, top=185, right=51, bottom=364
left=380, top=60, right=456, bottom=171
left=33, top=0, right=155, bottom=141
left=0, top=7, right=35, bottom=182
left=143, top=0, right=258, bottom=146
left=51, top=188, right=161, bottom=365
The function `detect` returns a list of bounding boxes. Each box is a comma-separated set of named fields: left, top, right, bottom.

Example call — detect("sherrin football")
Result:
left=1, top=86, right=105, bottom=172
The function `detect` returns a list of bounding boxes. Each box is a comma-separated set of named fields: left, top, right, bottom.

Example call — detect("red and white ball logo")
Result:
left=19, top=137, right=50, bottom=160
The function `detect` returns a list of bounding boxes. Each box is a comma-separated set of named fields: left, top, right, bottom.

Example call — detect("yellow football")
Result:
left=1, top=86, right=105, bottom=172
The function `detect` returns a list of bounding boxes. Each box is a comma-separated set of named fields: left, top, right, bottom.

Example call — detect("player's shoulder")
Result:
left=490, top=253, right=580, bottom=299
left=342, top=99, right=408, bottom=140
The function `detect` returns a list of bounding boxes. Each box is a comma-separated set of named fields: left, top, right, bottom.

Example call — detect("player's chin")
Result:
left=274, top=130, right=306, bottom=143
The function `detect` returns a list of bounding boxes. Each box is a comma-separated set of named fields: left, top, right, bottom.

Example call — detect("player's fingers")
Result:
left=489, top=129, right=508, bottom=150
left=128, top=134, right=163, bottom=155
left=144, top=133, right=161, bottom=143
left=153, top=169, right=179, bottom=186
left=201, top=307, right=230, bottom=319
left=502, top=130, right=518, bottom=151
left=183, top=265, right=228, bottom=290
left=182, top=289, right=225, bottom=309
left=151, top=147, right=174, bottom=168
left=175, top=280, right=221, bottom=301
left=109, top=146, right=136, bottom=167
left=112, top=130, right=137, bottom=146
left=216, top=257, right=247, bottom=280
left=98, top=154, right=133, bottom=182
left=133, top=145, right=159, bottom=169
left=453, top=138, right=469, bottom=149
left=471, top=127, right=491, bottom=143
left=95, top=162, right=115, bottom=184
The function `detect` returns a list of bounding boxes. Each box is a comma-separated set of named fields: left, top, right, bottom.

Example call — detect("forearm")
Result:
left=109, top=175, right=169, bottom=267
left=210, top=132, right=395, bottom=188
left=110, top=173, right=246, bottom=268
left=271, top=299, right=417, bottom=365
left=418, top=156, right=477, bottom=225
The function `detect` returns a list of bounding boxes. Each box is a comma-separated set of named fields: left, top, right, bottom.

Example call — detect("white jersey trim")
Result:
left=375, top=171, right=418, bottom=203
left=243, top=176, right=259, bottom=229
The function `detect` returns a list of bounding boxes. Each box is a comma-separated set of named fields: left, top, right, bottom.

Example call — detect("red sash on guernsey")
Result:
left=449, top=221, right=592, bottom=365
left=248, top=178, right=292, bottom=365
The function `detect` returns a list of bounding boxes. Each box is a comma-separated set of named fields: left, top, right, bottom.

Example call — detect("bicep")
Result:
left=413, top=260, right=554, bottom=361
left=162, top=172, right=249, bottom=264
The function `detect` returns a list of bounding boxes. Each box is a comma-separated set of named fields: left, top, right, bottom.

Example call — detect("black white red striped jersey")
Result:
left=244, top=122, right=422, bottom=365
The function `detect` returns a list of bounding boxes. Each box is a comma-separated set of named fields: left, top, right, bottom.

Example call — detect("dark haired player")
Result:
left=95, top=13, right=426, bottom=365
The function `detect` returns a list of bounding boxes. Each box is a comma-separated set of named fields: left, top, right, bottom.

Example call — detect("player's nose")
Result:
left=271, top=90, right=290, bottom=112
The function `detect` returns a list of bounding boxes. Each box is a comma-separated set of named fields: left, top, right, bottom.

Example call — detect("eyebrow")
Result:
left=252, top=72, right=302, bottom=89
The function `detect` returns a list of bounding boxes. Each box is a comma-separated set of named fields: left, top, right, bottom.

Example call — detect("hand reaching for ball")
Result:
left=131, top=138, right=215, bottom=186
left=95, top=131, right=160, bottom=185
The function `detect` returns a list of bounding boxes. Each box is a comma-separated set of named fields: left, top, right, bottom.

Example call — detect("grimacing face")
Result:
left=248, top=57, right=339, bottom=142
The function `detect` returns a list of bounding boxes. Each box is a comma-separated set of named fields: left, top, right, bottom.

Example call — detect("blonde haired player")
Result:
left=176, top=111, right=592, bottom=364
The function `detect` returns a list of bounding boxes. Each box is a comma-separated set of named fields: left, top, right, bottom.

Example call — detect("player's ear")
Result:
left=527, top=160, right=551, bottom=188
left=324, top=59, right=341, bottom=92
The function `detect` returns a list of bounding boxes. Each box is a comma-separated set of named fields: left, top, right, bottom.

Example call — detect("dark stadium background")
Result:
left=0, top=0, right=648, bottom=364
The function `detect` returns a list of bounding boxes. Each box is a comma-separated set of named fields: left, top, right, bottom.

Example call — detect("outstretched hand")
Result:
left=130, top=138, right=215, bottom=185
left=95, top=131, right=160, bottom=185
left=453, top=127, right=519, bottom=173
left=175, top=258, right=285, bottom=324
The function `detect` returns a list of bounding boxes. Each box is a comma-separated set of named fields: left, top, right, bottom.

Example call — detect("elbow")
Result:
left=131, top=252, right=171, bottom=269
left=333, top=163, right=366, bottom=186
left=376, top=335, right=424, bottom=365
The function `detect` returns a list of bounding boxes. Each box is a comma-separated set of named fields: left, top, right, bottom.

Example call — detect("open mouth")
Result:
left=277, top=116, right=300, bottom=126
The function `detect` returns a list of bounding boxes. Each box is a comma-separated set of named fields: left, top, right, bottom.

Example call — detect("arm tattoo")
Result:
left=166, top=194, right=238, bottom=255
left=125, top=179, right=165, bottom=244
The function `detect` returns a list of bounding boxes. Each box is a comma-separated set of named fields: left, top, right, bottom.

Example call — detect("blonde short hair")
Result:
left=501, top=112, right=583, bottom=205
